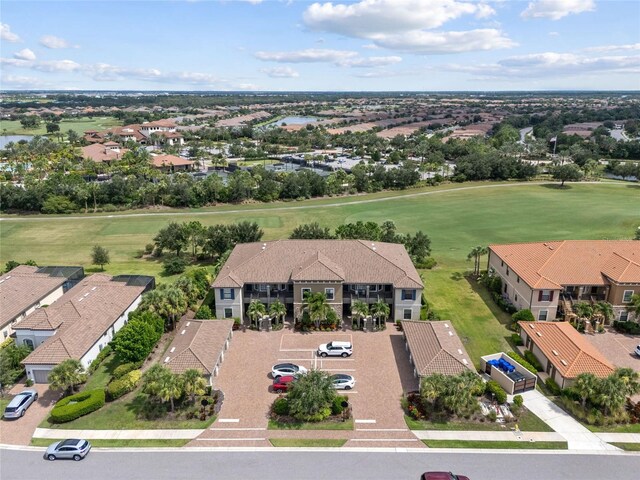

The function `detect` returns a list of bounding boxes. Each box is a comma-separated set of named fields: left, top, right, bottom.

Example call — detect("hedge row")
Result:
left=506, top=351, right=538, bottom=375
left=613, top=321, right=640, bottom=335
left=112, top=362, right=140, bottom=379
left=105, top=370, right=141, bottom=401
left=523, top=350, right=543, bottom=371
left=485, top=380, right=507, bottom=404
left=50, top=389, right=105, bottom=423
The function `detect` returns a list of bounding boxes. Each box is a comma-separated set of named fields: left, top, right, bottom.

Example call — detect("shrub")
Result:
left=511, top=333, right=524, bottom=346
left=524, top=350, right=543, bottom=372
left=506, top=352, right=538, bottom=374
left=545, top=378, right=561, bottom=395
left=488, top=410, right=497, bottom=422
left=195, top=305, right=213, bottom=319
left=331, top=395, right=348, bottom=415
left=163, top=256, right=188, bottom=275
left=613, top=321, right=640, bottom=335
left=88, top=345, right=112, bottom=374
left=112, top=362, right=139, bottom=379
left=105, top=370, right=141, bottom=401
left=512, top=309, right=534, bottom=322
left=112, top=313, right=162, bottom=363
left=272, top=397, right=290, bottom=416
left=415, top=257, right=437, bottom=269
left=144, top=243, right=155, bottom=255
left=513, top=395, right=523, bottom=408
left=485, top=380, right=507, bottom=404
left=50, top=389, right=105, bottom=423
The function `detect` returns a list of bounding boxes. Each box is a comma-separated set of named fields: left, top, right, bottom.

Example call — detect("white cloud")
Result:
left=548, top=31, right=560, bottom=37
left=260, top=66, right=300, bottom=78
left=302, top=0, right=512, bottom=54
left=13, top=49, right=36, bottom=61
left=584, top=43, right=640, bottom=53
left=39, top=35, right=75, bottom=49
left=34, top=60, right=82, bottom=72
left=521, top=0, right=595, bottom=20
left=255, top=49, right=358, bottom=63
left=1, top=75, right=49, bottom=89
left=362, top=43, right=380, bottom=50
left=338, top=56, right=402, bottom=67
left=0, top=23, right=21, bottom=43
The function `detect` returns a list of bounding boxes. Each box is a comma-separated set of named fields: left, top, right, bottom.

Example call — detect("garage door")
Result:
left=32, top=369, right=51, bottom=384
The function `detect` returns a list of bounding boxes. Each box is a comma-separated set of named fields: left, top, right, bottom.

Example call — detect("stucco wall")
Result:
left=393, top=288, right=422, bottom=321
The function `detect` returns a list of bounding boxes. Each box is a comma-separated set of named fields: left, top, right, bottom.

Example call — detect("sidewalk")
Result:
left=33, top=428, right=204, bottom=440
left=521, top=390, right=619, bottom=451
left=412, top=430, right=565, bottom=442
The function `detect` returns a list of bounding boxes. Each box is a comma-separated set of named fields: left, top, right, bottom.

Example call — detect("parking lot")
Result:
left=205, top=326, right=418, bottom=433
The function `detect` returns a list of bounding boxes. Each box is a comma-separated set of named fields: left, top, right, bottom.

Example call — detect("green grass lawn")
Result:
left=0, top=116, right=122, bottom=136
left=83, top=354, right=122, bottom=391
left=405, top=408, right=553, bottom=432
left=610, top=443, right=640, bottom=451
left=269, top=439, right=347, bottom=447
left=423, top=440, right=568, bottom=449
left=585, top=423, right=640, bottom=433
left=40, top=390, right=216, bottom=430
left=268, top=418, right=354, bottom=430
left=31, top=438, right=189, bottom=448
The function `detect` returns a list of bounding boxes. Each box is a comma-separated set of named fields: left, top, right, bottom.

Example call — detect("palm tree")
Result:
left=573, top=302, right=593, bottom=329
left=302, top=292, right=332, bottom=329
left=247, top=299, right=266, bottom=329
left=466, top=246, right=488, bottom=277
left=269, top=299, right=286, bottom=326
left=592, top=301, right=614, bottom=325
left=420, top=373, right=446, bottom=410
left=573, top=373, right=599, bottom=409
left=142, top=364, right=170, bottom=399
left=351, top=300, right=369, bottom=330
left=158, top=372, right=184, bottom=413
left=628, top=294, right=640, bottom=320
left=596, top=376, right=626, bottom=416
left=182, top=369, right=207, bottom=404
left=48, top=359, right=87, bottom=395
left=370, top=299, right=390, bottom=330
left=612, top=368, right=640, bottom=398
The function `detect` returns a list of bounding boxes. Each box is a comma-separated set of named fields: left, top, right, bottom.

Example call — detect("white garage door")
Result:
left=32, top=369, right=51, bottom=384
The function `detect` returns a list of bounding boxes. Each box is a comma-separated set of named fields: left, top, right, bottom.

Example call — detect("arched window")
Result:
left=23, top=339, right=34, bottom=350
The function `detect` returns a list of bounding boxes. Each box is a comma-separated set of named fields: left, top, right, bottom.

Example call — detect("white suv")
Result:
left=317, top=341, right=353, bottom=358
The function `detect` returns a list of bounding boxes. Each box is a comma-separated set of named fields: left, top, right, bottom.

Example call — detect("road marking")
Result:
left=320, top=368, right=356, bottom=372
left=217, top=419, right=240, bottom=423
left=209, top=428, right=267, bottom=431
left=355, top=419, right=376, bottom=424
left=195, top=438, right=266, bottom=441
left=355, top=428, right=408, bottom=432
left=349, top=438, right=420, bottom=442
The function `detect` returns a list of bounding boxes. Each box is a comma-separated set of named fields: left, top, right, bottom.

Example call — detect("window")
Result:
left=369, top=285, right=378, bottom=292
left=515, top=294, right=518, bottom=302
left=539, top=290, right=553, bottom=302
left=224, top=308, right=233, bottom=319
left=506, top=267, right=510, bottom=276
left=401, top=289, right=416, bottom=301
left=403, top=308, right=412, bottom=320
left=504, top=283, right=508, bottom=294
left=325, top=288, right=335, bottom=301
left=501, top=260, right=504, bottom=267
left=623, top=290, right=634, bottom=303
left=517, top=276, right=520, bottom=283
left=23, top=339, right=34, bottom=349
left=301, top=288, right=311, bottom=298
left=258, top=284, right=268, bottom=292
left=220, top=289, right=235, bottom=300
left=538, top=310, right=548, bottom=321
left=619, top=311, right=629, bottom=321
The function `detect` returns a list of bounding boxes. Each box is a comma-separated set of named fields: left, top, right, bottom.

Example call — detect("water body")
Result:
left=0, top=135, right=34, bottom=149
left=268, top=116, right=318, bottom=127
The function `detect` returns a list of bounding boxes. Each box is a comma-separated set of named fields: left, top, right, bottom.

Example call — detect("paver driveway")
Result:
left=584, top=330, right=639, bottom=371
left=0, top=384, right=60, bottom=446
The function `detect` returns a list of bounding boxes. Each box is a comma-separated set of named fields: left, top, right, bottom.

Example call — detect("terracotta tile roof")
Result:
left=142, top=119, right=176, bottom=128
left=212, top=240, right=423, bottom=289
left=21, top=275, right=149, bottom=365
left=519, top=321, right=614, bottom=379
left=81, top=143, right=128, bottom=163
left=401, top=321, right=474, bottom=376
left=164, top=319, right=234, bottom=375
left=0, top=266, right=70, bottom=329
left=150, top=154, right=194, bottom=168
left=489, top=241, right=640, bottom=289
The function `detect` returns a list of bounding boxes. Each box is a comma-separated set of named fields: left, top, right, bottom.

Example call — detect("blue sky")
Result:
left=1, top=0, right=639, bottom=91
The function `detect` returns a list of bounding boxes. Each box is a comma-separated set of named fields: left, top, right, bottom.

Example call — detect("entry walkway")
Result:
left=520, top=390, right=619, bottom=451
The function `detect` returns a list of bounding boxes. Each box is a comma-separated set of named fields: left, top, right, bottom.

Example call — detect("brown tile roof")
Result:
left=164, top=319, right=234, bottom=375
left=401, top=321, right=474, bottom=376
left=151, top=154, right=194, bottom=168
left=21, top=275, right=148, bottom=365
left=142, top=119, right=177, bottom=128
left=489, top=241, right=640, bottom=289
left=519, top=321, right=614, bottom=379
left=0, top=266, right=68, bottom=329
left=212, top=240, right=423, bottom=289
left=81, top=143, right=128, bottom=163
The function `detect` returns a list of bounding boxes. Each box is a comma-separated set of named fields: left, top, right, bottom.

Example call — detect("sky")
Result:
left=1, top=0, right=639, bottom=91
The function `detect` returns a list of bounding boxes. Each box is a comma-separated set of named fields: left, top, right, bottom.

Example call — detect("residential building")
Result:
left=518, top=321, right=614, bottom=389
left=150, top=154, right=195, bottom=172
left=488, top=241, right=640, bottom=322
left=163, top=319, right=234, bottom=385
left=0, top=265, right=84, bottom=341
left=401, top=320, right=474, bottom=378
left=81, top=142, right=128, bottom=163
left=211, top=240, right=424, bottom=323
left=139, top=119, right=177, bottom=137
left=19, top=274, right=155, bottom=383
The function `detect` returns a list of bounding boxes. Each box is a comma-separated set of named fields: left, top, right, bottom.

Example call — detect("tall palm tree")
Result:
left=592, top=301, right=614, bottom=325
left=182, top=369, right=207, bottom=405
left=247, top=300, right=266, bottom=329
left=612, top=368, right=640, bottom=397
left=573, top=373, right=599, bottom=409
left=596, top=376, right=626, bottom=416
left=269, top=299, right=286, bottom=326
left=351, top=300, right=369, bottom=330
left=303, top=292, right=331, bottom=329
left=48, top=359, right=87, bottom=395
left=158, top=372, right=184, bottom=413
left=370, top=299, right=390, bottom=330
left=573, top=302, right=593, bottom=329
left=466, top=246, right=488, bottom=277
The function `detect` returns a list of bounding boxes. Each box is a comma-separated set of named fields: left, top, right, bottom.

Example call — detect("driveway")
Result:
left=0, top=384, right=60, bottom=446
left=584, top=330, right=639, bottom=372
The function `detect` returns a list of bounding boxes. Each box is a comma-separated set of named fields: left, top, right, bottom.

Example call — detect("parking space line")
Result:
left=217, top=419, right=240, bottom=423
left=355, top=419, right=377, bottom=424
left=320, top=368, right=356, bottom=372
left=195, top=438, right=266, bottom=441
left=279, top=348, right=316, bottom=352
left=355, top=428, right=408, bottom=432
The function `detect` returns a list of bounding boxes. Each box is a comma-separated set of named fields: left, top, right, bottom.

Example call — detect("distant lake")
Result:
left=0, top=135, right=34, bottom=148
left=268, top=116, right=318, bottom=127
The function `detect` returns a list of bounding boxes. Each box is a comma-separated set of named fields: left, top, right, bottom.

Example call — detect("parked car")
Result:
left=271, top=363, right=308, bottom=379
left=3, top=390, right=38, bottom=419
left=44, top=439, right=92, bottom=461
left=317, top=341, right=353, bottom=358
left=272, top=375, right=296, bottom=393
left=421, top=472, right=469, bottom=480
left=331, top=374, right=355, bottom=390
left=635, top=345, right=640, bottom=357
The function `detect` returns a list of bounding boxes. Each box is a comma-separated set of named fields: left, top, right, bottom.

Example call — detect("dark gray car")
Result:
left=3, top=390, right=38, bottom=419
left=44, top=439, right=92, bottom=461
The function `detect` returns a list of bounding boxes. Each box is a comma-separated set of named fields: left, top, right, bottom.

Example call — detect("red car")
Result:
left=272, top=375, right=295, bottom=393
left=421, top=473, right=469, bottom=480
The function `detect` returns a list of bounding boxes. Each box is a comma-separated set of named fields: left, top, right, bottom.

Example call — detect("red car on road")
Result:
left=421, top=473, right=470, bottom=480
left=272, top=375, right=296, bottom=393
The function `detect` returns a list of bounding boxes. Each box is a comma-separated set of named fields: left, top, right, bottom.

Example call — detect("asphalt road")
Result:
left=2, top=448, right=639, bottom=480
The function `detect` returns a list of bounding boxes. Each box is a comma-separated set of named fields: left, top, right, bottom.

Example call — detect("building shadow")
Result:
left=389, top=334, right=419, bottom=394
